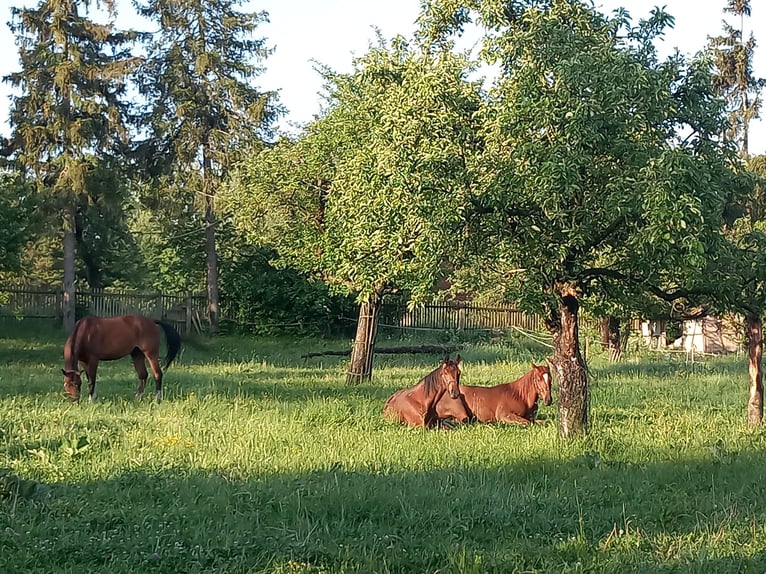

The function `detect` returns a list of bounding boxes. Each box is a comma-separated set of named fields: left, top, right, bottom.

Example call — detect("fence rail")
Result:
left=0, top=285, right=206, bottom=334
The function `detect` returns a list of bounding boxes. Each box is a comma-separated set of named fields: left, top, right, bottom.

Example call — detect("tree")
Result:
left=4, top=0, right=139, bottom=331
left=133, top=0, right=280, bottom=334
left=708, top=0, right=764, bottom=157
left=425, top=0, right=745, bottom=436
left=224, top=38, right=482, bottom=382
left=0, top=173, right=34, bottom=273
left=708, top=0, right=766, bottom=426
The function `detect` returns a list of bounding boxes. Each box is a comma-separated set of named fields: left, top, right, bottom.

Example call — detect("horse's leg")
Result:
left=145, top=352, right=164, bottom=403
left=85, top=361, right=98, bottom=402
left=131, top=349, right=149, bottom=401
left=497, top=410, right=532, bottom=426
left=386, top=395, right=426, bottom=427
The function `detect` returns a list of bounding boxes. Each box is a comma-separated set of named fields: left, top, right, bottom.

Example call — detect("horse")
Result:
left=62, top=314, right=181, bottom=403
left=435, top=361, right=553, bottom=425
left=382, top=355, right=469, bottom=428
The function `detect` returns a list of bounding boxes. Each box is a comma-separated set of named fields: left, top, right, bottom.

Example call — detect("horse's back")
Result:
left=71, top=314, right=161, bottom=360
left=459, top=383, right=527, bottom=423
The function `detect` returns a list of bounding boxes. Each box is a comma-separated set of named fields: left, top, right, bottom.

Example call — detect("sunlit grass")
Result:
left=1, top=320, right=765, bottom=573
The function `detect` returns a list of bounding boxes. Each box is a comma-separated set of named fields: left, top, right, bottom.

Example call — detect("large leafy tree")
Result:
left=133, top=0, right=280, bottom=334
left=422, top=0, right=745, bottom=437
left=224, top=38, right=482, bottom=382
left=4, top=0, right=139, bottom=331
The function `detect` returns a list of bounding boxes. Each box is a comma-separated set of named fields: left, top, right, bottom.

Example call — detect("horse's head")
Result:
left=62, top=369, right=82, bottom=401
left=439, top=354, right=462, bottom=399
left=532, top=361, right=553, bottom=406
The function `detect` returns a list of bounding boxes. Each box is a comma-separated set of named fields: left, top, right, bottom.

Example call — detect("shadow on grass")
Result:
left=3, top=450, right=766, bottom=573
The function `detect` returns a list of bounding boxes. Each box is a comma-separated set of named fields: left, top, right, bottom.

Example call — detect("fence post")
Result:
left=186, top=292, right=192, bottom=334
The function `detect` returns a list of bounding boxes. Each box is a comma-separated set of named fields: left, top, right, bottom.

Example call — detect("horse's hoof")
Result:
left=155, top=391, right=162, bottom=403
left=88, top=394, right=97, bottom=403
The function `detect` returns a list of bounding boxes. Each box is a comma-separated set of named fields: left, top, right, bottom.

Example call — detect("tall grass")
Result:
left=1, top=318, right=764, bottom=573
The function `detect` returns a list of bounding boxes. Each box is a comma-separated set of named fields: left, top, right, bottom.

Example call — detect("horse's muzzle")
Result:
left=544, top=395, right=552, bottom=406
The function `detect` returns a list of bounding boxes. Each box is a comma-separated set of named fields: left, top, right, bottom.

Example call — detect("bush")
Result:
left=218, top=246, right=356, bottom=337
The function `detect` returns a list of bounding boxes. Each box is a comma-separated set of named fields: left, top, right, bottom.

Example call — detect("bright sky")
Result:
left=0, top=0, right=764, bottom=154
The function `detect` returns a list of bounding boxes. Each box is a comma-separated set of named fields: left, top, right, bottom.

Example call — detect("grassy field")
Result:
left=1, top=318, right=765, bottom=573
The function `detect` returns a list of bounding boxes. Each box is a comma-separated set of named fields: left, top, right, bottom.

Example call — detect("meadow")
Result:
left=1, top=319, right=766, bottom=573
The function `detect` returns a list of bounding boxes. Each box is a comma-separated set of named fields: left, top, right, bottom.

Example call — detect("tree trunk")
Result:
left=346, top=292, right=382, bottom=384
left=62, top=202, right=77, bottom=333
left=204, top=154, right=219, bottom=335
left=600, top=315, right=622, bottom=361
left=547, top=287, right=588, bottom=437
left=746, top=312, right=763, bottom=426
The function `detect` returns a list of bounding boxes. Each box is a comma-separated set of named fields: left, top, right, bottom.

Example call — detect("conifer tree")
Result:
left=134, top=0, right=280, bottom=334
left=4, top=0, right=138, bottom=331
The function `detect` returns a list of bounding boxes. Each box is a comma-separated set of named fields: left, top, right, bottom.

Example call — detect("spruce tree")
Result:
left=4, top=0, right=138, bottom=331
left=134, top=0, right=280, bottom=333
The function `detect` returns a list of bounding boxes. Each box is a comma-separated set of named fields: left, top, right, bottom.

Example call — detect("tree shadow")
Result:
left=5, top=451, right=766, bottom=573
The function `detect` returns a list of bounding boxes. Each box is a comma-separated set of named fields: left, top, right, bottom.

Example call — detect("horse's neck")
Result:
left=418, top=371, right=445, bottom=407
left=508, top=374, right=537, bottom=408
left=64, top=339, right=78, bottom=370
left=64, top=322, right=83, bottom=368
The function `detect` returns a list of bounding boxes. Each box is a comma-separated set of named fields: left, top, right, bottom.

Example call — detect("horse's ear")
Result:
left=455, top=355, right=462, bottom=370
left=545, top=357, right=554, bottom=369
left=443, top=354, right=450, bottom=364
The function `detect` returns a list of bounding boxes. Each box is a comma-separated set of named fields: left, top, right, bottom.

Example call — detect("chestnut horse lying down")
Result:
left=383, top=355, right=469, bottom=428
left=436, top=362, right=553, bottom=425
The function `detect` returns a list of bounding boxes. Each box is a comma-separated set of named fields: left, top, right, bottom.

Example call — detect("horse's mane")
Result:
left=65, top=318, right=84, bottom=365
left=420, top=363, right=446, bottom=396
left=506, top=368, right=541, bottom=400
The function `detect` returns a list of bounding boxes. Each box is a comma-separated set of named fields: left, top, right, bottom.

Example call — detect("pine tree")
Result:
left=4, top=0, right=139, bottom=331
left=708, top=0, right=764, bottom=156
left=134, top=0, right=280, bottom=334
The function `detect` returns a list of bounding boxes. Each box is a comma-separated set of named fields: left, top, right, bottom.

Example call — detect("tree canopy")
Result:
left=225, top=37, right=483, bottom=304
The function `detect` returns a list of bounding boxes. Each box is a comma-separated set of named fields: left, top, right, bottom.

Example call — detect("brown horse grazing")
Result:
left=62, top=314, right=181, bottom=403
left=435, top=362, right=553, bottom=425
left=383, top=355, right=469, bottom=428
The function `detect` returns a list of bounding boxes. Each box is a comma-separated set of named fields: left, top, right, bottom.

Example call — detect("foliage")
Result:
left=224, top=37, right=483, bottom=304
left=217, top=241, right=356, bottom=337
left=2, top=323, right=766, bottom=572
left=73, top=161, right=147, bottom=289
left=128, top=200, right=206, bottom=294
left=418, top=0, right=748, bottom=320
left=0, top=173, right=35, bottom=273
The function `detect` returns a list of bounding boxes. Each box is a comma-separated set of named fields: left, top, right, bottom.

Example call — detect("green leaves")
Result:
left=453, top=0, right=743, bottom=316
left=225, top=39, right=482, bottom=303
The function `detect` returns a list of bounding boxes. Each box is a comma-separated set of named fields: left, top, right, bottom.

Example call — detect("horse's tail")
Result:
left=155, top=320, right=181, bottom=368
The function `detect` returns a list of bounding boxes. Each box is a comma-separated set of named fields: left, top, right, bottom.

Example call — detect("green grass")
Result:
left=1, top=318, right=765, bottom=573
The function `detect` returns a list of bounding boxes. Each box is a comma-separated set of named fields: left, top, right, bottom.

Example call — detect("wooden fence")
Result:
left=381, top=301, right=544, bottom=333
left=0, top=285, right=206, bottom=334
left=1, top=285, right=545, bottom=335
